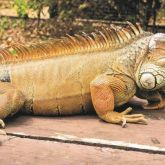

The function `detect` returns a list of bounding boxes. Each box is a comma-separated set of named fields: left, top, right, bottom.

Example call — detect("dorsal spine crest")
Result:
left=0, top=22, right=150, bottom=64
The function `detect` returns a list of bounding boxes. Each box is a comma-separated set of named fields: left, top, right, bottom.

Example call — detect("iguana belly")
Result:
left=31, top=93, right=94, bottom=115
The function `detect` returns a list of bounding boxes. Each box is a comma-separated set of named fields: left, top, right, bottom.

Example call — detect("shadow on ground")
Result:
left=5, top=103, right=165, bottom=126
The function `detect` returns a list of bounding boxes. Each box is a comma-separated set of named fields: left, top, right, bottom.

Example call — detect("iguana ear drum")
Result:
left=149, top=33, right=165, bottom=50
left=140, top=73, right=156, bottom=89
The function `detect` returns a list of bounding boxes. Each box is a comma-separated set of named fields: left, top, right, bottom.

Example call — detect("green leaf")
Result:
left=9, top=48, right=17, bottom=56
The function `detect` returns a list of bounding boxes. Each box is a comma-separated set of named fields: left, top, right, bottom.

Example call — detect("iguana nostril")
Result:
left=140, top=73, right=155, bottom=89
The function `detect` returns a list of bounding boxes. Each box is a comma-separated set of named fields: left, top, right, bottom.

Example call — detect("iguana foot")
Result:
left=0, top=119, right=5, bottom=128
left=101, top=107, right=147, bottom=127
left=129, top=96, right=148, bottom=107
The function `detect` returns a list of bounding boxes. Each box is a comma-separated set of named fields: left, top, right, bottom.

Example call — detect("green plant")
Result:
left=13, top=0, right=28, bottom=18
left=0, top=17, right=10, bottom=32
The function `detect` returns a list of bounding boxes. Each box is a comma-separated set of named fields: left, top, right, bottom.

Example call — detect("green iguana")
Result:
left=0, top=22, right=165, bottom=133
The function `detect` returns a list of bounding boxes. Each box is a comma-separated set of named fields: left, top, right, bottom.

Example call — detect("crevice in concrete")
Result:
left=6, top=132, right=165, bottom=155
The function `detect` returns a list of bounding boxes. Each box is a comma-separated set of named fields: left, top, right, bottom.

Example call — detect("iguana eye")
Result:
left=140, top=73, right=156, bottom=89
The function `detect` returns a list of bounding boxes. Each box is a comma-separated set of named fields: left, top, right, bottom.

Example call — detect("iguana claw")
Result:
left=121, top=118, right=127, bottom=128
left=0, top=119, right=5, bottom=128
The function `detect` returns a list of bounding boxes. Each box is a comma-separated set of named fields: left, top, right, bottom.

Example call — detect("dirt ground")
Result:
left=0, top=5, right=164, bottom=48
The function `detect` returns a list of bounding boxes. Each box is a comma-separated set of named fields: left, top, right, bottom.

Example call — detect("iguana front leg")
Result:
left=90, top=75, right=147, bottom=127
left=0, top=82, right=25, bottom=133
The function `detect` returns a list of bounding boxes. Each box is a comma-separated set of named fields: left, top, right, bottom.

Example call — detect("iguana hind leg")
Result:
left=90, top=75, right=147, bottom=127
left=0, top=82, right=25, bottom=133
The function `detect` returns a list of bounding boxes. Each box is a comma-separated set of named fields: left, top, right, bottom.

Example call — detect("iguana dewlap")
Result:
left=0, top=22, right=165, bottom=130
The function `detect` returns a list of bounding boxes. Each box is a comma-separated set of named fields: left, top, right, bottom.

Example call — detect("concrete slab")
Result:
left=0, top=136, right=165, bottom=165
left=5, top=108, right=165, bottom=148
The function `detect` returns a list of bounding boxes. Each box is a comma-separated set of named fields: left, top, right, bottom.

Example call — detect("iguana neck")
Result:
left=134, top=35, right=153, bottom=88
left=109, top=33, right=152, bottom=80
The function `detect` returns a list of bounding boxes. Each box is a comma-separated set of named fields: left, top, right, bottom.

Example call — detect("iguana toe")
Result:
left=121, top=107, right=133, bottom=115
left=100, top=109, right=147, bottom=126
left=120, top=107, right=147, bottom=126
left=121, top=115, right=147, bottom=128
left=123, top=115, right=147, bottom=125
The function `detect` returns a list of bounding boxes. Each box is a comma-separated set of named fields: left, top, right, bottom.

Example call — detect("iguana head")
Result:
left=137, top=33, right=165, bottom=91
